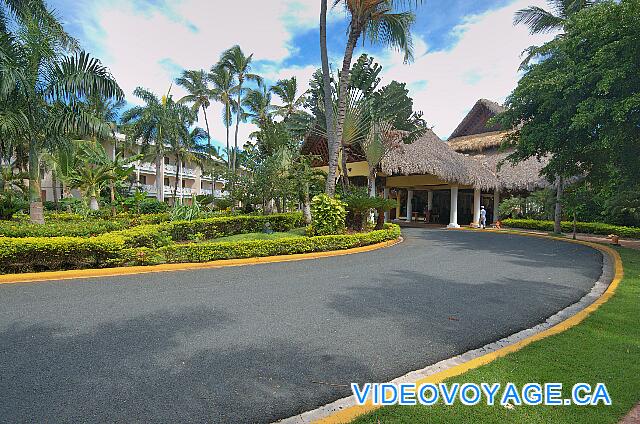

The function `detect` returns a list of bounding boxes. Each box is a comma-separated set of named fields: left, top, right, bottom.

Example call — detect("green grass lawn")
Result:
left=352, top=247, right=640, bottom=424
left=208, top=227, right=307, bottom=243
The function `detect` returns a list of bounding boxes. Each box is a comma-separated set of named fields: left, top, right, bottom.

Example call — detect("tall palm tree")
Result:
left=270, top=77, right=306, bottom=120
left=320, top=0, right=338, bottom=196
left=176, top=69, right=214, bottom=147
left=1, top=11, right=123, bottom=223
left=327, top=0, right=422, bottom=195
left=216, top=45, right=263, bottom=175
left=243, top=85, right=273, bottom=127
left=209, top=65, right=236, bottom=169
left=121, top=87, right=178, bottom=202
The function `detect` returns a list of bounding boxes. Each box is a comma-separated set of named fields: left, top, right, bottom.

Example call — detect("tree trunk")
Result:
left=234, top=81, right=242, bottom=177
left=341, top=147, right=350, bottom=189
left=52, top=172, right=59, bottom=210
left=368, top=167, right=376, bottom=197
left=332, top=24, right=362, bottom=194
left=375, top=208, right=385, bottom=230
left=89, top=195, right=99, bottom=211
left=156, top=155, right=164, bottom=201
left=203, top=105, right=211, bottom=148
left=110, top=181, right=116, bottom=216
left=554, top=175, right=563, bottom=234
left=320, top=0, right=338, bottom=196
left=226, top=106, right=231, bottom=169
left=28, top=139, right=44, bottom=224
left=572, top=211, right=577, bottom=240
left=302, top=182, right=311, bottom=225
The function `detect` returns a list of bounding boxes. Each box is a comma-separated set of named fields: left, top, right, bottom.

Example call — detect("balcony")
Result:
left=130, top=184, right=157, bottom=194
left=164, top=164, right=196, bottom=178
left=136, top=162, right=156, bottom=173
left=163, top=186, right=194, bottom=197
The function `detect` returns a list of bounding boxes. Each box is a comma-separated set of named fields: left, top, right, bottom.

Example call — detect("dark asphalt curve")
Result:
left=0, top=228, right=603, bottom=423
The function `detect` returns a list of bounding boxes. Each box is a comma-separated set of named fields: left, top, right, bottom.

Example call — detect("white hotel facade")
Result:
left=40, top=134, right=228, bottom=203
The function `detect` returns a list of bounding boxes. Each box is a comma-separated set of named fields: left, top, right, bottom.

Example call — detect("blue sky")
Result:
left=49, top=0, right=554, bottom=148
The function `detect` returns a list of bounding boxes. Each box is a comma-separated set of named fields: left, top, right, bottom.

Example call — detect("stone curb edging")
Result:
left=0, top=237, right=403, bottom=285
left=275, top=232, right=623, bottom=424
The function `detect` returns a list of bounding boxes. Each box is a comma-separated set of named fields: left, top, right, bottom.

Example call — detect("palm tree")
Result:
left=167, top=124, right=208, bottom=204
left=325, top=0, right=422, bottom=195
left=514, top=0, right=598, bottom=68
left=209, top=65, right=236, bottom=169
left=320, top=0, right=338, bottom=196
left=270, top=77, right=306, bottom=120
left=69, top=164, right=109, bottom=211
left=121, top=87, right=179, bottom=202
left=243, top=85, right=273, bottom=127
left=176, top=69, right=214, bottom=147
left=216, top=45, right=263, bottom=175
left=1, top=9, right=123, bottom=223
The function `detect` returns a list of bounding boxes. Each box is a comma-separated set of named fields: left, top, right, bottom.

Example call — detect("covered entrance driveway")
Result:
left=383, top=174, right=500, bottom=227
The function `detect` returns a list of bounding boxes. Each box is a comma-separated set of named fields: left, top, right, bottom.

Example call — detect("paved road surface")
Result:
left=0, top=228, right=603, bottom=423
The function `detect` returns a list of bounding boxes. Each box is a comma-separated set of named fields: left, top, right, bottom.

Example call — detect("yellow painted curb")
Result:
left=0, top=237, right=402, bottom=285
left=313, top=231, right=624, bottom=424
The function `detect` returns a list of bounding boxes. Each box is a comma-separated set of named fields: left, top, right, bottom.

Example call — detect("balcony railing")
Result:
left=164, top=164, right=196, bottom=177
left=136, top=162, right=156, bottom=173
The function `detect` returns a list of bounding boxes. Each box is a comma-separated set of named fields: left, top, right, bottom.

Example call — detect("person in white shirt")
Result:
left=480, top=205, right=487, bottom=229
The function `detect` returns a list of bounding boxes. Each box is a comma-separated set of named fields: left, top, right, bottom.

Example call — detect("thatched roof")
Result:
left=468, top=149, right=551, bottom=191
left=448, top=130, right=508, bottom=153
left=449, top=99, right=504, bottom=139
left=381, top=129, right=499, bottom=190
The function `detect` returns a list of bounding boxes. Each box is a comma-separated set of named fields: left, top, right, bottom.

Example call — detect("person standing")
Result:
left=480, top=205, right=487, bottom=229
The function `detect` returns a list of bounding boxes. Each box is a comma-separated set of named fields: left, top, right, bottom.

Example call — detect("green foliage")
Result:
left=170, top=202, right=202, bottom=221
left=502, top=219, right=640, bottom=239
left=0, top=219, right=126, bottom=237
left=139, top=198, right=169, bottom=214
left=166, top=212, right=303, bottom=241
left=137, top=224, right=400, bottom=266
left=310, top=194, right=347, bottom=235
left=498, top=191, right=555, bottom=220
left=0, top=192, right=28, bottom=220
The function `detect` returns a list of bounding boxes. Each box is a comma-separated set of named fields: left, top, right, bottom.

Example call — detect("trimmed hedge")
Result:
left=0, top=234, right=125, bottom=272
left=121, top=224, right=401, bottom=266
left=165, top=213, right=303, bottom=241
left=502, top=218, right=640, bottom=239
left=0, top=220, right=128, bottom=238
left=0, top=223, right=400, bottom=273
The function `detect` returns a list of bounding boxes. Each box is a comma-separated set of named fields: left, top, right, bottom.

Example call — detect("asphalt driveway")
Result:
left=0, top=228, right=603, bottom=423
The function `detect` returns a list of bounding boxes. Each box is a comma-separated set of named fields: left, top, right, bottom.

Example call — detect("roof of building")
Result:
left=448, top=130, right=507, bottom=153
left=448, top=99, right=504, bottom=140
left=470, top=149, right=551, bottom=191
left=380, top=129, right=499, bottom=190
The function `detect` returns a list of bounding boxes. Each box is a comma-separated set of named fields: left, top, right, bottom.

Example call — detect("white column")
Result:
left=427, top=190, right=433, bottom=211
left=447, top=186, right=460, bottom=228
left=493, top=190, right=501, bottom=223
left=395, top=192, right=401, bottom=220
left=406, top=189, right=413, bottom=221
left=472, top=188, right=481, bottom=227
left=383, top=187, right=390, bottom=223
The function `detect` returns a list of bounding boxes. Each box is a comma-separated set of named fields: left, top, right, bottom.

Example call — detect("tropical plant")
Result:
left=243, top=84, right=273, bottom=127
left=323, top=0, right=422, bottom=196
left=176, top=69, right=214, bottom=146
left=270, top=77, right=307, bottom=120
left=166, top=125, right=208, bottom=204
left=209, top=65, right=236, bottom=168
left=215, top=45, right=263, bottom=175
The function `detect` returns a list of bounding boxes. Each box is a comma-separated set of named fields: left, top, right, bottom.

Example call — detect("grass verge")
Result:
left=352, top=247, right=640, bottom=424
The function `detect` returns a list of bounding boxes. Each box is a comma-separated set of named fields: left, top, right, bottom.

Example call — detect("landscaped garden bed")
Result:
left=502, top=218, right=640, bottom=239
left=0, top=211, right=400, bottom=273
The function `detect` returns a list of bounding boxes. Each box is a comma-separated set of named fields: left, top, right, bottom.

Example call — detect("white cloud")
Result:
left=371, top=0, right=557, bottom=139
left=78, top=0, right=329, bottom=148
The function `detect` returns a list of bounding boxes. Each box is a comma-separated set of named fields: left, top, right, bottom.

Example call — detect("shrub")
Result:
left=166, top=213, right=303, bottom=241
left=0, top=192, right=28, bottom=220
left=109, top=225, right=172, bottom=248
left=139, top=224, right=401, bottom=265
left=171, top=202, right=202, bottom=221
left=501, top=218, right=640, bottom=239
left=0, top=220, right=127, bottom=238
left=310, top=194, right=347, bottom=236
left=139, top=198, right=169, bottom=214
left=0, top=234, right=125, bottom=272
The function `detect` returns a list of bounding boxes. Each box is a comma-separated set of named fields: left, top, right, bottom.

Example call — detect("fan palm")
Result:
left=320, top=0, right=338, bottom=196
left=216, top=45, right=263, bottom=175
left=270, top=77, right=306, bottom=120
left=176, top=69, right=214, bottom=147
left=325, top=0, right=422, bottom=195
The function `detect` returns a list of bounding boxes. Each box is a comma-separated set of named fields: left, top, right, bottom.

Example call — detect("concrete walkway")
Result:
left=0, top=228, right=604, bottom=423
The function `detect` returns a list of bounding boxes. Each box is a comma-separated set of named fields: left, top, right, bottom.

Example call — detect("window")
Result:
left=139, top=175, right=146, bottom=185
left=164, top=177, right=169, bottom=186
left=164, top=157, right=169, bottom=165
